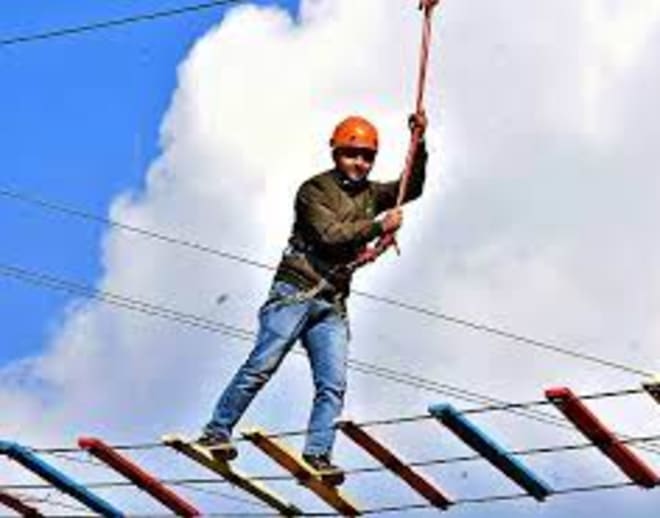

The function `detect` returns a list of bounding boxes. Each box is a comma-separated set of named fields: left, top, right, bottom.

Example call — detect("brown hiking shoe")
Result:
left=302, top=453, right=345, bottom=486
left=196, top=432, right=238, bottom=461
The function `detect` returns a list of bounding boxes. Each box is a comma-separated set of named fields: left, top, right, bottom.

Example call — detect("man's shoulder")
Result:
left=298, top=169, right=337, bottom=193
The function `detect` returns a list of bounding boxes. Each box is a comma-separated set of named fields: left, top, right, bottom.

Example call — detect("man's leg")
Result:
left=204, top=283, right=309, bottom=444
left=301, top=306, right=349, bottom=459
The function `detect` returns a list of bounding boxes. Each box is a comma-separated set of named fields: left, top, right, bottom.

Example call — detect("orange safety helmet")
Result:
left=330, top=116, right=379, bottom=151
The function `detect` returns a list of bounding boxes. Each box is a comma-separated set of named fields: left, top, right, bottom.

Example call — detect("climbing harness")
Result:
left=347, top=0, right=440, bottom=273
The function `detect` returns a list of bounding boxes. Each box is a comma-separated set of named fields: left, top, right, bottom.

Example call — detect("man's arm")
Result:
left=373, top=140, right=428, bottom=214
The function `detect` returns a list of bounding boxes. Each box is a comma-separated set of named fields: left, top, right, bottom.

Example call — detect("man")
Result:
left=198, top=113, right=429, bottom=484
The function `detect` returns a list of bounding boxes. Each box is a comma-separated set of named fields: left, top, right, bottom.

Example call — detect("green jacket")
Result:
left=275, top=142, right=428, bottom=306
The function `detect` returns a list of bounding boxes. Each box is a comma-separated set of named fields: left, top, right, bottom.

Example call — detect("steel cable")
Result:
left=0, top=185, right=652, bottom=379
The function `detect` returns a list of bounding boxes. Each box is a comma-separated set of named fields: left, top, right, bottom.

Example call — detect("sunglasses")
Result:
left=338, top=147, right=377, bottom=163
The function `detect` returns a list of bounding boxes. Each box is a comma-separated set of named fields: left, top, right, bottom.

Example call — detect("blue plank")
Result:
left=429, top=404, right=552, bottom=501
left=0, top=440, right=124, bottom=517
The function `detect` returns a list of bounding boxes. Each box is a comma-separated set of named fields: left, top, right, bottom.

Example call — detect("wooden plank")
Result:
left=0, top=440, right=124, bottom=517
left=338, top=420, right=452, bottom=509
left=241, top=428, right=361, bottom=516
left=546, top=387, right=660, bottom=488
left=429, top=404, right=553, bottom=501
left=162, top=434, right=301, bottom=516
left=0, top=491, right=44, bottom=517
left=79, top=437, right=200, bottom=517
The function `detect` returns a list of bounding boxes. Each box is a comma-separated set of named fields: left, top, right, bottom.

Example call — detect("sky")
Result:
left=1, top=0, right=660, bottom=516
left=0, top=0, right=298, bottom=365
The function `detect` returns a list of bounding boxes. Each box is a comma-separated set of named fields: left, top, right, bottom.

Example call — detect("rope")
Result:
left=396, top=0, right=438, bottom=206
left=348, top=0, right=440, bottom=271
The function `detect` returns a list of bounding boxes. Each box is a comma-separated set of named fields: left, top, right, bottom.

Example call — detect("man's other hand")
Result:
left=408, top=111, right=428, bottom=137
left=380, top=208, right=403, bottom=234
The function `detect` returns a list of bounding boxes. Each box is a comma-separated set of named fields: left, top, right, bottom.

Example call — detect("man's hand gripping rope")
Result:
left=351, top=112, right=427, bottom=269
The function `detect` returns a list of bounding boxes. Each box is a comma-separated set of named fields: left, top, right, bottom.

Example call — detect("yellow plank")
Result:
left=162, top=434, right=301, bottom=516
left=242, top=428, right=361, bottom=516
left=338, top=420, right=452, bottom=509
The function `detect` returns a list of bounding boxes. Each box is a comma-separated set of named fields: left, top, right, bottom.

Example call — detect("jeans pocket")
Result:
left=259, top=281, right=301, bottom=315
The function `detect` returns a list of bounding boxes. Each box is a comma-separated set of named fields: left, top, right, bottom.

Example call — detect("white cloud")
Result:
left=2, top=0, right=660, bottom=515
left=582, top=0, right=660, bottom=137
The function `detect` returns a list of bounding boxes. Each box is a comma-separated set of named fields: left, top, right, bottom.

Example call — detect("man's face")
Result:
left=334, top=147, right=377, bottom=181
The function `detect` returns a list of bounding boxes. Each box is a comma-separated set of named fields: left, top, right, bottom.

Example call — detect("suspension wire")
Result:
left=2, top=477, right=652, bottom=516
left=28, top=492, right=89, bottom=514
left=0, top=187, right=273, bottom=272
left=9, top=476, right=640, bottom=518
left=266, top=366, right=571, bottom=440
left=0, top=260, right=617, bottom=450
left=35, top=442, right=163, bottom=455
left=341, top=433, right=660, bottom=479
left=11, top=434, right=660, bottom=491
left=175, top=482, right=272, bottom=510
left=207, top=383, right=648, bottom=443
left=352, top=290, right=652, bottom=377
left=0, top=261, right=488, bottom=404
left=3, top=261, right=659, bottom=456
left=246, top=380, right=660, bottom=456
left=333, top=359, right=572, bottom=428
left=35, top=448, right=105, bottom=467
left=460, top=387, right=646, bottom=416
left=0, top=262, right=572, bottom=434
left=202, top=513, right=284, bottom=517
left=4, top=481, right=273, bottom=515
left=0, top=0, right=246, bottom=48
left=291, top=481, right=649, bottom=516
left=0, top=186, right=652, bottom=379
left=359, top=481, right=643, bottom=515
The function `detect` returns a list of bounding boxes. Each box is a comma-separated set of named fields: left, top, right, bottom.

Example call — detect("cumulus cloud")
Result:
left=1, top=0, right=659, bottom=515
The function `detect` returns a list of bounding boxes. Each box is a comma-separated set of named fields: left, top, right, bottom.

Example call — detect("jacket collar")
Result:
left=331, top=168, right=369, bottom=194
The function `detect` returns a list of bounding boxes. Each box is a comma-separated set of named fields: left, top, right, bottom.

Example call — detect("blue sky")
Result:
left=0, top=0, right=298, bottom=365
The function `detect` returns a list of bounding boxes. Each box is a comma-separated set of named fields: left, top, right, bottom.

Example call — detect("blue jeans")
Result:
left=205, top=281, right=349, bottom=457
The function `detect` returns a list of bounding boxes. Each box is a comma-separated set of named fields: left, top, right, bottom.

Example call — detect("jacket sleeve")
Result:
left=373, top=140, right=428, bottom=214
left=296, top=181, right=382, bottom=247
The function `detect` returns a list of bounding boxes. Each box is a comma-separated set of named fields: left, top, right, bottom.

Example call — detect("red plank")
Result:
left=79, top=437, right=200, bottom=516
left=0, top=491, right=43, bottom=517
left=338, top=420, right=452, bottom=509
left=545, top=387, right=660, bottom=488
